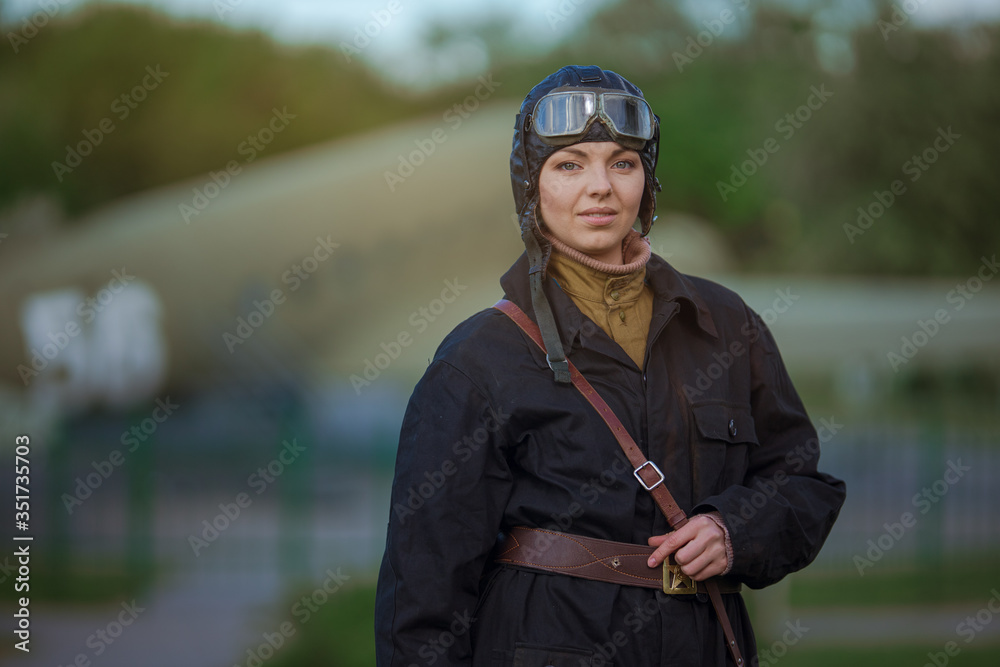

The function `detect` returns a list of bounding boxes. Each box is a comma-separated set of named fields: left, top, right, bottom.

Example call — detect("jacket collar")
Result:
left=499, top=250, right=719, bottom=354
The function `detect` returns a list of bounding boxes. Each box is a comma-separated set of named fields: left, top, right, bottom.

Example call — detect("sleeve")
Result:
left=702, top=511, right=734, bottom=575
left=375, top=359, right=513, bottom=666
left=692, top=309, right=846, bottom=589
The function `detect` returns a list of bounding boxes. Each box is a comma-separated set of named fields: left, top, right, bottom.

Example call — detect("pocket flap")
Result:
left=513, top=643, right=599, bottom=667
left=692, top=402, right=758, bottom=445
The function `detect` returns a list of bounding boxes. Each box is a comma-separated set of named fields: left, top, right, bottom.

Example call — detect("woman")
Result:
left=375, top=65, right=845, bottom=667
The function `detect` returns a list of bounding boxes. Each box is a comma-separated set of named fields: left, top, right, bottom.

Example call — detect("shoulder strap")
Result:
left=493, top=298, right=746, bottom=667
left=522, top=204, right=571, bottom=384
left=494, top=298, right=687, bottom=527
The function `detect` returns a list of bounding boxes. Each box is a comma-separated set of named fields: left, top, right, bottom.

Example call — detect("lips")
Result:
left=578, top=207, right=618, bottom=226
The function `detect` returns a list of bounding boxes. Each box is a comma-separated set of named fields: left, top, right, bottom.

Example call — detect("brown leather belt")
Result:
left=495, top=526, right=742, bottom=595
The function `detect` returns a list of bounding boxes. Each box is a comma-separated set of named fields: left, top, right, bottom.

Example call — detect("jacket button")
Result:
left=619, top=311, right=626, bottom=322
left=611, top=290, right=620, bottom=300
left=728, top=419, right=737, bottom=437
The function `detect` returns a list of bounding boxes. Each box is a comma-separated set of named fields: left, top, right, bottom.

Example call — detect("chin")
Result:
left=579, top=229, right=625, bottom=249
left=579, top=243, right=619, bottom=261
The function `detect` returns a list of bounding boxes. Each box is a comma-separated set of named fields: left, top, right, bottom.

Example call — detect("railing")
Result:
left=30, top=398, right=1000, bottom=596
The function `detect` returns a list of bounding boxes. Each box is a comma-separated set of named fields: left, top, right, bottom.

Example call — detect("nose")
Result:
left=586, top=165, right=613, bottom=198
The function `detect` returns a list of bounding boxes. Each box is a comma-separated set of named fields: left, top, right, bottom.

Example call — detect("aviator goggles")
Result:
left=530, top=90, right=655, bottom=149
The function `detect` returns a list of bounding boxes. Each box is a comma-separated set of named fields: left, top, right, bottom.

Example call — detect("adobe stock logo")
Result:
left=843, top=126, right=960, bottom=244
left=716, top=84, right=833, bottom=201
left=853, top=459, right=970, bottom=575
left=188, top=439, right=306, bottom=557
left=886, top=254, right=997, bottom=372
left=61, top=397, right=179, bottom=514
left=339, top=1, right=403, bottom=63
left=671, top=0, right=751, bottom=72
left=222, top=236, right=338, bottom=353
left=17, top=268, right=136, bottom=386
left=6, top=0, right=73, bottom=53
left=546, top=0, right=591, bottom=31
left=383, top=76, right=501, bottom=192
left=351, top=278, right=467, bottom=393
left=179, top=107, right=297, bottom=224
left=51, top=66, right=170, bottom=182
left=877, top=0, right=929, bottom=41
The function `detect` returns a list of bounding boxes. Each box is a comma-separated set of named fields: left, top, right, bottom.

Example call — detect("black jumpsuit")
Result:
left=376, top=251, right=846, bottom=666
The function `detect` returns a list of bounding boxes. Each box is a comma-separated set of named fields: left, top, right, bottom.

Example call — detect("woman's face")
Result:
left=538, top=141, right=645, bottom=266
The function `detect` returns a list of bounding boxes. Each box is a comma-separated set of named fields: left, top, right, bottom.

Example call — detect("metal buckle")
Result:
left=662, top=556, right=698, bottom=595
left=633, top=460, right=664, bottom=491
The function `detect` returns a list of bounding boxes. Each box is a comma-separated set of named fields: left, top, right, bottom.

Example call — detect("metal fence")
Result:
left=33, top=392, right=393, bottom=588
left=808, top=413, right=1000, bottom=574
left=26, top=395, right=1000, bottom=592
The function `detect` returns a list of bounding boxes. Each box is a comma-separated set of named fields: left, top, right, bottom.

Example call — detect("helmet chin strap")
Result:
left=521, top=202, right=571, bottom=384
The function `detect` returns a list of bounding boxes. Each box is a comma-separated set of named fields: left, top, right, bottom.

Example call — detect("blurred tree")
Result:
left=0, top=5, right=441, bottom=219
left=517, top=0, right=1000, bottom=276
left=2, top=1, right=997, bottom=276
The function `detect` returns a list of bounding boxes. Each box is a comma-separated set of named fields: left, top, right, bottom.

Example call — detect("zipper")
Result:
left=642, top=303, right=678, bottom=373
left=639, top=303, right=678, bottom=456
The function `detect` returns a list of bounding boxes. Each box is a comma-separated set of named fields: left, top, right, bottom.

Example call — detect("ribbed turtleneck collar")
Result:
left=543, top=228, right=651, bottom=275
left=542, top=228, right=651, bottom=307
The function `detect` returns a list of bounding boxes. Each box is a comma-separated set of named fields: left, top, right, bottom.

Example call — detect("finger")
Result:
left=679, top=518, right=725, bottom=558
left=646, top=534, right=669, bottom=547
left=647, top=539, right=673, bottom=568
left=673, top=527, right=718, bottom=564
left=686, top=515, right=720, bottom=538
left=646, top=524, right=698, bottom=567
left=679, top=545, right=727, bottom=580
left=674, top=526, right=726, bottom=578
left=679, top=528, right=727, bottom=578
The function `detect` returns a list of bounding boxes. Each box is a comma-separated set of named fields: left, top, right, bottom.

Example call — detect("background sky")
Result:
left=5, top=0, right=1000, bottom=86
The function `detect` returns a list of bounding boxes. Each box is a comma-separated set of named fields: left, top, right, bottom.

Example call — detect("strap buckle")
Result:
left=633, top=460, right=664, bottom=491
left=663, top=555, right=698, bottom=595
left=545, top=354, right=571, bottom=384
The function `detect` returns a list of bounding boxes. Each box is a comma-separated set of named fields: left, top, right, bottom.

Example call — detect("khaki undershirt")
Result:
left=546, top=250, right=654, bottom=369
left=545, top=247, right=734, bottom=572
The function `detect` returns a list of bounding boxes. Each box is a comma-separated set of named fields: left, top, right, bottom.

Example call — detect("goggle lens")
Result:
left=602, top=93, right=653, bottom=141
left=532, top=91, right=653, bottom=144
left=533, top=91, right=597, bottom=138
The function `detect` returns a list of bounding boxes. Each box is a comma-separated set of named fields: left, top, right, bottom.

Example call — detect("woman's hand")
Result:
left=646, top=515, right=728, bottom=581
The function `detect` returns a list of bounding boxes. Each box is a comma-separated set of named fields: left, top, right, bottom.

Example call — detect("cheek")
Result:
left=539, top=174, right=571, bottom=219
left=622, top=174, right=645, bottom=212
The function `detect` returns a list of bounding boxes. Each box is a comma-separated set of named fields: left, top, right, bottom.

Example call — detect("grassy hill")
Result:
left=3, top=3, right=999, bottom=277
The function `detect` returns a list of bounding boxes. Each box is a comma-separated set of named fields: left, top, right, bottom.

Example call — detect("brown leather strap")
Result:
left=494, top=299, right=687, bottom=526
left=496, top=526, right=742, bottom=594
left=493, top=298, right=746, bottom=667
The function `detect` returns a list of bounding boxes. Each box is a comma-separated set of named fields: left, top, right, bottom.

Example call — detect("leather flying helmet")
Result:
left=508, top=65, right=661, bottom=383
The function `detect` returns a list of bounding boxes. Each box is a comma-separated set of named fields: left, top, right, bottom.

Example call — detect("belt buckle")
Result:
left=662, top=555, right=697, bottom=595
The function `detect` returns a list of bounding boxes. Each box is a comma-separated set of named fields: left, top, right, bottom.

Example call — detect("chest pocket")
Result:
left=498, top=643, right=606, bottom=667
left=690, top=401, right=758, bottom=501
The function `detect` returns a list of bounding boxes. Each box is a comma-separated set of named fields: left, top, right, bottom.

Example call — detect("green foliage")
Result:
left=0, top=5, right=436, bottom=217
left=2, top=2, right=998, bottom=276
left=788, top=559, right=999, bottom=607
left=258, top=569, right=1000, bottom=666
left=0, top=561, right=154, bottom=603
left=776, top=647, right=1000, bottom=667
left=536, top=2, right=1000, bottom=276
left=268, top=582, right=375, bottom=667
